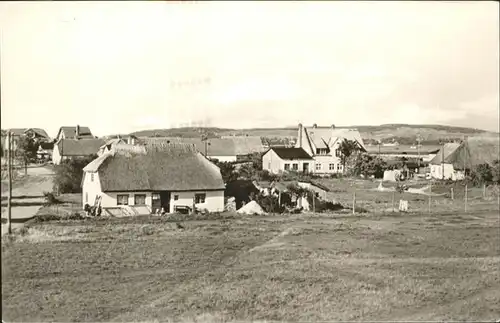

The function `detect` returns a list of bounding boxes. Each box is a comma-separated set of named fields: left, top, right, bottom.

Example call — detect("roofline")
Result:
left=103, top=188, right=226, bottom=193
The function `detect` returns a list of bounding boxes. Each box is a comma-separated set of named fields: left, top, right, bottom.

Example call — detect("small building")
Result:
left=262, top=147, right=314, bottom=174
left=97, top=136, right=142, bottom=156
left=52, top=138, right=105, bottom=165
left=430, top=137, right=500, bottom=180
left=1, top=128, right=50, bottom=155
left=37, top=142, right=54, bottom=162
left=82, top=143, right=225, bottom=215
left=55, top=125, right=94, bottom=141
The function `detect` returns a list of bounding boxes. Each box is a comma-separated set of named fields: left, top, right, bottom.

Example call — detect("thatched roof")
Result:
left=430, top=138, right=500, bottom=169
left=429, top=143, right=461, bottom=165
left=84, top=144, right=225, bottom=192
left=56, top=139, right=105, bottom=156
left=142, top=137, right=265, bottom=156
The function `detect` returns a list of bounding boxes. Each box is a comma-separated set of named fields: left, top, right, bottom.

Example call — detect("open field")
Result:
left=2, top=210, right=499, bottom=322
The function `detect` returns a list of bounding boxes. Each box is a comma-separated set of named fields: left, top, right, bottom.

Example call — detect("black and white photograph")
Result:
left=1, top=1, right=499, bottom=322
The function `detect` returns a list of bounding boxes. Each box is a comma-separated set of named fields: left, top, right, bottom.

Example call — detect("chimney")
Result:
left=76, top=125, right=80, bottom=138
left=331, top=124, right=336, bottom=129
left=313, top=123, right=317, bottom=129
left=298, top=123, right=303, bottom=148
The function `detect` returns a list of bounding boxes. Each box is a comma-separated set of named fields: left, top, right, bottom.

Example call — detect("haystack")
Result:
left=236, top=200, right=267, bottom=215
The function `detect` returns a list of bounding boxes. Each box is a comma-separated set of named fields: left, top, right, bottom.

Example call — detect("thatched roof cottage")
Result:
left=82, top=143, right=225, bottom=215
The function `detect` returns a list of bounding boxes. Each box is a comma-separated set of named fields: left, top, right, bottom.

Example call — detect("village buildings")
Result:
left=261, top=147, right=314, bottom=174
left=55, top=125, right=95, bottom=141
left=52, top=138, right=105, bottom=165
left=82, top=143, right=225, bottom=215
left=1, top=128, right=50, bottom=156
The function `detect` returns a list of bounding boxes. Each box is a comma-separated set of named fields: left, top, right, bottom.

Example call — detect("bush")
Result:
left=53, top=155, right=97, bottom=193
left=43, top=191, right=61, bottom=205
left=254, top=194, right=285, bottom=213
left=470, top=163, right=493, bottom=186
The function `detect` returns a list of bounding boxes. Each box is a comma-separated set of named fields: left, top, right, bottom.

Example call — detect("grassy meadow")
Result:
left=2, top=208, right=500, bottom=322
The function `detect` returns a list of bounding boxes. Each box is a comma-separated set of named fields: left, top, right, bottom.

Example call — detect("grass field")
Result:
left=2, top=209, right=499, bottom=322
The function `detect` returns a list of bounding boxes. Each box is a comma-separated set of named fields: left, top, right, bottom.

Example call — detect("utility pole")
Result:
left=416, top=134, right=422, bottom=169
left=464, top=136, right=468, bottom=213
left=7, top=131, right=12, bottom=234
left=378, top=140, right=381, bottom=157
left=441, top=140, right=445, bottom=180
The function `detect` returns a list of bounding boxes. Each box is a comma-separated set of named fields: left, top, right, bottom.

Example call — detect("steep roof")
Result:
left=429, top=143, right=462, bottom=165
left=58, top=126, right=93, bottom=139
left=268, top=147, right=313, bottom=160
left=84, top=144, right=225, bottom=192
left=142, top=136, right=265, bottom=156
left=56, top=139, right=105, bottom=156
left=303, top=126, right=366, bottom=153
left=429, top=138, right=500, bottom=169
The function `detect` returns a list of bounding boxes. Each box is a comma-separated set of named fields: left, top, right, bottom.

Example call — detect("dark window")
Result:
left=174, top=195, right=179, bottom=201
left=284, top=163, right=290, bottom=170
left=117, top=194, right=129, bottom=205
left=91, top=173, right=94, bottom=182
left=134, top=194, right=146, bottom=205
left=292, top=163, right=298, bottom=170
left=195, top=193, right=206, bottom=204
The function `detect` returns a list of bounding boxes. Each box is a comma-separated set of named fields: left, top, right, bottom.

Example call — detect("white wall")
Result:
left=169, top=190, right=224, bottom=213
left=313, top=155, right=343, bottom=174
left=430, top=163, right=456, bottom=180
left=52, top=145, right=62, bottom=165
left=210, top=155, right=237, bottom=162
left=262, top=149, right=313, bottom=174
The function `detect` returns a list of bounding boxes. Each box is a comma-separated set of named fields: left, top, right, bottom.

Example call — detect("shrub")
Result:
left=53, top=155, right=97, bottom=194
left=470, top=163, right=493, bottom=186
left=34, top=214, right=62, bottom=223
left=43, top=191, right=61, bottom=205
left=254, top=194, right=285, bottom=213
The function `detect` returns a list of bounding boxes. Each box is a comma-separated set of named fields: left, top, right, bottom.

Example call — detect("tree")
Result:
left=16, top=135, right=39, bottom=164
left=339, top=139, right=361, bottom=170
left=212, top=159, right=238, bottom=183
left=353, top=153, right=387, bottom=178
left=470, top=163, right=493, bottom=186
left=492, top=160, right=500, bottom=184
left=53, top=155, right=97, bottom=194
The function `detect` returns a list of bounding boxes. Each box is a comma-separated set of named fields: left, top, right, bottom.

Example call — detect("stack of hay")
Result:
left=236, top=200, right=267, bottom=215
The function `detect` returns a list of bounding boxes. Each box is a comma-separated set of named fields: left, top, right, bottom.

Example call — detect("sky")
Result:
left=1, top=1, right=499, bottom=138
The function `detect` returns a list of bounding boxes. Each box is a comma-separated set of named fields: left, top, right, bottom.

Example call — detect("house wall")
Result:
left=295, top=125, right=315, bottom=156
left=430, top=163, right=456, bottom=180
left=169, top=190, right=224, bottom=213
left=262, top=150, right=312, bottom=174
left=312, top=155, right=343, bottom=174
left=210, top=155, right=237, bottom=163
left=52, top=146, right=62, bottom=165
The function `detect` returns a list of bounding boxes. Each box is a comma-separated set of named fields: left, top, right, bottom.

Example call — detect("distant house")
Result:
left=52, top=138, right=105, bottom=165
left=262, top=147, right=314, bottom=174
left=55, top=125, right=94, bottom=141
left=82, top=143, right=225, bottom=215
left=1, top=128, right=50, bottom=155
left=97, top=135, right=142, bottom=156
left=142, top=136, right=265, bottom=162
left=295, top=124, right=366, bottom=174
left=430, top=138, right=500, bottom=180
left=37, top=142, right=54, bottom=162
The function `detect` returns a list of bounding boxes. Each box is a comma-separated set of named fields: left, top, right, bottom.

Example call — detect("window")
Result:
left=91, top=173, right=94, bottom=182
left=292, top=163, right=298, bottom=170
left=174, top=195, right=179, bottom=201
left=329, top=163, right=335, bottom=170
left=337, top=164, right=342, bottom=171
left=195, top=193, right=206, bottom=204
left=284, top=163, right=290, bottom=171
left=152, top=193, right=160, bottom=200
left=85, top=192, right=88, bottom=203
left=315, top=163, right=322, bottom=171
left=117, top=194, right=129, bottom=205
left=335, top=149, right=340, bottom=157
left=134, top=194, right=146, bottom=205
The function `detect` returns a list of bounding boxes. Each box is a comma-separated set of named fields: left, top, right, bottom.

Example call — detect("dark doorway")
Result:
left=160, top=191, right=171, bottom=213
left=303, top=163, right=309, bottom=173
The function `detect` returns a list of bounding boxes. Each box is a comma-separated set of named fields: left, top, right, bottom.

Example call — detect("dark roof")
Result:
left=58, top=126, right=93, bottom=139
left=268, top=147, right=313, bottom=160
left=39, top=142, right=54, bottom=150
left=83, top=144, right=225, bottom=192
left=143, top=137, right=265, bottom=156
left=56, top=139, right=105, bottom=156
left=435, top=137, right=500, bottom=169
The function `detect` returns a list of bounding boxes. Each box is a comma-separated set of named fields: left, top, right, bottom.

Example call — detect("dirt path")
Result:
left=1, top=166, right=54, bottom=235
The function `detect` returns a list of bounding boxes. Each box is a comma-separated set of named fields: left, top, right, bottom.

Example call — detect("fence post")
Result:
left=464, top=184, right=468, bottom=213
left=428, top=181, right=432, bottom=215
left=483, top=184, right=486, bottom=199
left=391, top=191, right=395, bottom=213
left=450, top=187, right=454, bottom=200
left=352, top=190, right=356, bottom=215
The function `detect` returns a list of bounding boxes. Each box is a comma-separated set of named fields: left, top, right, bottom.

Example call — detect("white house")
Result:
left=82, top=143, right=225, bottom=215
left=262, top=147, right=314, bottom=174
left=55, top=125, right=94, bottom=141
left=52, top=138, right=105, bottom=165
left=295, top=124, right=366, bottom=175
left=430, top=138, right=500, bottom=181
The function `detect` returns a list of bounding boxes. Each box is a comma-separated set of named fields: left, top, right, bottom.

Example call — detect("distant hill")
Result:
left=130, top=124, right=498, bottom=146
